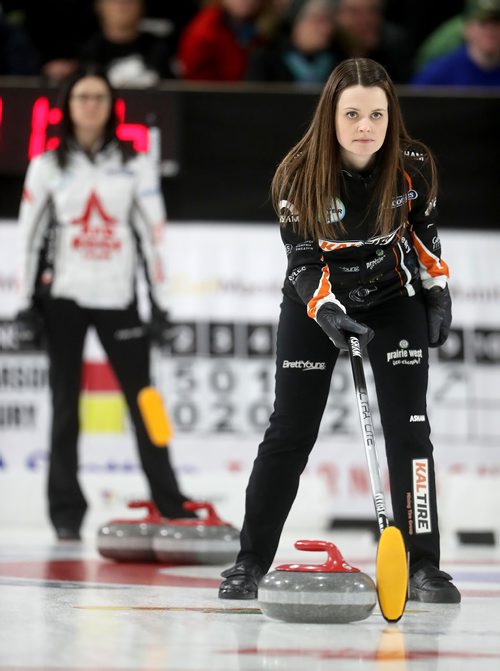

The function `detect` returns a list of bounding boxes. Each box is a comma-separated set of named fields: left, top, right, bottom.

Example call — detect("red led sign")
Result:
left=26, top=96, right=150, bottom=160
left=0, top=87, right=178, bottom=176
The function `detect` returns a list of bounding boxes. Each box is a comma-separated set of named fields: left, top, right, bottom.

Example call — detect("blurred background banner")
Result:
left=1, top=222, right=499, bottom=528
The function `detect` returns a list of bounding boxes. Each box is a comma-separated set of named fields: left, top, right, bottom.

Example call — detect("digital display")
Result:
left=0, top=85, right=180, bottom=176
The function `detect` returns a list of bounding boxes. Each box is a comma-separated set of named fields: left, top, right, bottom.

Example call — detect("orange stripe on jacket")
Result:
left=307, top=263, right=333, bottom=319
left=392, top=246, right=405, bottom=287
left=410, top=231, right=449, bottom=279
left=403, top=171, right=413, bottom=212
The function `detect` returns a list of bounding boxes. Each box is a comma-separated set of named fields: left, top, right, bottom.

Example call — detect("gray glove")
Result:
left=14, top=305, right=44, bottom=350
left=424, top=285, right=452, bottom=347
left=316, top=303, right=374, bottom=351
left=148, top=303, right=173, bottom=346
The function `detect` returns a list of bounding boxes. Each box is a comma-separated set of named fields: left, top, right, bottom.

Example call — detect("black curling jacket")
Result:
left=280, top=150, right=449, bottom=317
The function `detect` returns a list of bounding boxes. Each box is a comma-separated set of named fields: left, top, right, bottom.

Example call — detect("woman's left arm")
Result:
left=406, top=158, right=452, bottom=346
left=406, top=161, right=449, bottom=290
left=130, top=153, right=169, bottom=312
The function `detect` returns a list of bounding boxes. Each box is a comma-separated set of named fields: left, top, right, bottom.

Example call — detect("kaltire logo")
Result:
left=413, top=459, right=432, bottom=534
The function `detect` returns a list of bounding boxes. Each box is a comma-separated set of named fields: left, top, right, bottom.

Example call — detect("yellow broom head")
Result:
left=137, top=386, right=173, bottom=447
left=376, top=525, right=408, bottom=623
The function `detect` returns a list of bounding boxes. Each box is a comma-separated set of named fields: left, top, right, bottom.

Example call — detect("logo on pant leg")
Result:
left=387, top=339, right=422, bottom=366
left=413, top=459, right=432, bottom=534
left=282, top=360, right=326, bottom=371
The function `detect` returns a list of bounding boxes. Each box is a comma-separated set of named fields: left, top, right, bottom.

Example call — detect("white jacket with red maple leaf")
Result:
left=18, top=141, right=168, bottom=311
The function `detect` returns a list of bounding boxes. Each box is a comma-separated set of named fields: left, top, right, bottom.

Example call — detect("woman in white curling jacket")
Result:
left=15, top=66, right=193, bottom=540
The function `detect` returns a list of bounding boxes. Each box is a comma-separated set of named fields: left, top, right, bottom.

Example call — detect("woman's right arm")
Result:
left=280, top=220, right=373, bottom=349
left=279, top=201, right=346, bottom=319
left=17, top=155, right=52, bottom=309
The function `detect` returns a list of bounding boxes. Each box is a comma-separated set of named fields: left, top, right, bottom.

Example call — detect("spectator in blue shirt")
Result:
left=412, top=0, right=500, bottom=87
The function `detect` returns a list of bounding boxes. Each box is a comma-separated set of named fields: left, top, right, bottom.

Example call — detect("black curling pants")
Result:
left=238, top=293, right=440, bottom=575
left=40, top=297, right=189, bottom=530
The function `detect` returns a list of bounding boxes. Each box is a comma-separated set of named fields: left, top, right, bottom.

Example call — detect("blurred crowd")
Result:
left=1, top=0, right=499, bottom=87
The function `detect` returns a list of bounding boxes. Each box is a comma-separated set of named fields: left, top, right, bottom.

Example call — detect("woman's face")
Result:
left=69, top=76, right=112, bottom=136
left=335, top=84, right=388, bottom=170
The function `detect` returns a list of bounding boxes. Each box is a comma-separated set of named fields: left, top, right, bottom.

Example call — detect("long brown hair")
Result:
left=272, top=58, right=437, bottom=240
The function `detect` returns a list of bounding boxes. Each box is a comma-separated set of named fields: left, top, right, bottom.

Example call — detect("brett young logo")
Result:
left=282, top=360, right=326, bottom=371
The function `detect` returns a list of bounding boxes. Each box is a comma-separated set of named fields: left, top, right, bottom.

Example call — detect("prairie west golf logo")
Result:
left=387, top=340, right=422, bottom=366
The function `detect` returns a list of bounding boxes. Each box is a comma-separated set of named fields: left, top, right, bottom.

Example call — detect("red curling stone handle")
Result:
left=275, top=539, right=360, bottom=573
left=178, top=500, right=230, bottom=527
left=107, top=500, right=164, bottom=524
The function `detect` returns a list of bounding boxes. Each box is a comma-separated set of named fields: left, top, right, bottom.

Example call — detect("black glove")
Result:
left=316, top=303, right=374, bottom=351
left=14, top=305, right=44, bottom=351
left=424, top=285, right=452, bottom=348
left=148, top=303, right=172, bottom=346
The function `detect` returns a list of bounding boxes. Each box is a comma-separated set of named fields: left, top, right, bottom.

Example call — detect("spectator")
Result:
left=384, top=0, right=460, bottom=57
left=9, top=1, right=96, bottom=82
left=80, top=0, right=175, bottom=87
left=410, top=2, right=500, bottom=73
left=0, top=5, right=40, bottom=75
left=412, top=0, right=500, bottom=86
left=14, top=67, right=194, bottom=540
left=247, top=0, right=348, bottom=84
left=177, top=0, right=274, bottom=81
left=413, top=12, right=466, bottom=73
left=142, top=1, right=201, bottom=52
left=335, top=0, right=415, bottom=83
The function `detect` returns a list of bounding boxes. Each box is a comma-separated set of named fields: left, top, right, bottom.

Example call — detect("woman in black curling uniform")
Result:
left=219, top=57, right=460, bottom=604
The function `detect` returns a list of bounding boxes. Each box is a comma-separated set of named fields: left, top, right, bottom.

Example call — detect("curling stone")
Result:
left=153, top=501, right=240, bottom=565
left=258, top=540, right=377, bottom=623
left=97, top=500, right=165, bottom=562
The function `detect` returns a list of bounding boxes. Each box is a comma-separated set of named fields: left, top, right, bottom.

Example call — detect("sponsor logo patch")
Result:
left=288, top=266, right=306, bottom=285
left=279, top=200, right=299, bottom=225
left=327, top=198, right=346, bottom=223
left=366, top=254, right=385, bottom=270
left=413, top=459, right=432, bottom=534
left=282, top=360, right=326, bottom=371
left=391, top=189, right=418, bottom=208
left=387, top=340, right=422, bottom=366
left=409, top=414, right=425, bottom=422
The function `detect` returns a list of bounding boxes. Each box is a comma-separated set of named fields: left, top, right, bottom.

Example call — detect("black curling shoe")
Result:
left=55, top=527, right=81, bottom=541
left=218, top=562, right=264, bottom=600
left=409, top=565, right=461, bottom=603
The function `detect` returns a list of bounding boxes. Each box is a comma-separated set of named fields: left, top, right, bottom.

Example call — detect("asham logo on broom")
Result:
left=413, top=459, right=432, bottom=534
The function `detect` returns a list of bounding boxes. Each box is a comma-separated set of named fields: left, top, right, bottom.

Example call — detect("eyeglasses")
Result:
left=71, top=93, right=111, bottom=105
